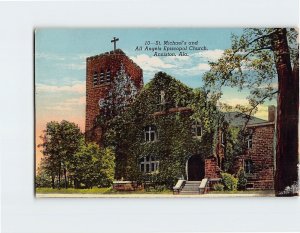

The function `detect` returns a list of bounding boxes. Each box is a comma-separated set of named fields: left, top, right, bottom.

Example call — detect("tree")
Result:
left=70, top=142, right=115, bottom=188
left=203, top=28, right=299, bottom=196
left=35, top=165, right=53, bottom=188
left=90, top=64, right=140, bottom=147
left=237, top=168, right=248, bottom=191
left=38, top=120, right=83, bottom=189
left=96, top=147, right=115, bottom=187
left=96, top=64, right=138, bottom=127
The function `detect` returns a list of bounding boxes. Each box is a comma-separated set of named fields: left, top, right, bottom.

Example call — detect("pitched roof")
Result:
left=224, top=111, right=267, bottom=127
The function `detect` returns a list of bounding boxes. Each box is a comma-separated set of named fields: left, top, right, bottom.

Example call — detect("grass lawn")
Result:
left=36, top=187, right=274, bottom=195
left=209, top=190, right=275, bottom=195
left=36, top=187, right=173, bottom=195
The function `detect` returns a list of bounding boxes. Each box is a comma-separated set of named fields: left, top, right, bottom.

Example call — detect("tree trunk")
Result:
left=272, top=28, right=299, bottom=196
left=51, top=175, right=55, bottom=189
left=64, top=167, right=68, bottom=189
left=74, top=178, right=79, bottom=189
left=58, top=164, right=61, bottom=189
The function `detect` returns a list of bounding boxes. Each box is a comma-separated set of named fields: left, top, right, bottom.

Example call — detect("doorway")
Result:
left=187, top=155, right=205, bottom=181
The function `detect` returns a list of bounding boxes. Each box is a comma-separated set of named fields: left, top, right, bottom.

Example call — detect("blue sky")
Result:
left=35, top=28, right=276, bottom=136
left=35, top=28, right=243, bottom=86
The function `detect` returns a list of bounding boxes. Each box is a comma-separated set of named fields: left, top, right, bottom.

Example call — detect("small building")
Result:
left=233, top=106, right=276, bottom=190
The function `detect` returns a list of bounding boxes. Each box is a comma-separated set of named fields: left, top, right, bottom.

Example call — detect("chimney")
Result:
left=268, top=105, right=276, bottom=122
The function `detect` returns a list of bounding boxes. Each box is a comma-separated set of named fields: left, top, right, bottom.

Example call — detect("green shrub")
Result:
left=221, top=172, right=238, bottom=191
left=237, top=169, right=247, bottom=190
left=35, top=172, right=52, bottom=188
left=213, top=183, right=224, bottom=191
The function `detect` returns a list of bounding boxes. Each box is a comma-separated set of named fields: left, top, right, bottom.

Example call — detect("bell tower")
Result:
left=85, top=39, right=143, bottom=144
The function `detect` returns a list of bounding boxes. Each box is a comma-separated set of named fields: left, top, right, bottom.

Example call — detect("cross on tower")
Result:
left=111, top=37, right=119, bottom=51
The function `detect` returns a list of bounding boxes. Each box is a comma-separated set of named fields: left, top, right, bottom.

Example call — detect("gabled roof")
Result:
left=224, top=111, right=267, bottom=127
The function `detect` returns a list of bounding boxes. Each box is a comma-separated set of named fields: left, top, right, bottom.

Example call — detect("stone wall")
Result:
left=205, top=157, right=221, bottom=179
left=239, top=123, right=275, bottom=190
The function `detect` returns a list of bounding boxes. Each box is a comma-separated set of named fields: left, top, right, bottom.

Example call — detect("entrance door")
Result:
left=188, top=155, right=205, bottom=181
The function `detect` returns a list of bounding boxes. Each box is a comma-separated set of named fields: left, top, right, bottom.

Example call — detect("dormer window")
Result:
left=192, top=120, right=203, bottom=138
left=106, top=69, right=111, bottom=82
left=139, top=155, right=159, bottom=173
left=99, top=70, right=105, bottom=84
left=144, top=125, right=157, bottom=142
left=93, top=71, right=98, bottom=86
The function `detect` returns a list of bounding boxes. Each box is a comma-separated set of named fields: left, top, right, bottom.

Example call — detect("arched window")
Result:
left=93, top=71, right=98, bottom=86
left=144, top=125, right=157, bottom=142
left=192, top=120, right=203, bottom=138
left=99, top=70, right=105, bottom=84
left=244, top=159, right=253, bottom=174
left=139, top=155, right=159, bottom=173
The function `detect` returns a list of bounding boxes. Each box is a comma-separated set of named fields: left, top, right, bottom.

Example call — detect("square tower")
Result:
left=85, top=48, right=143, bottom=144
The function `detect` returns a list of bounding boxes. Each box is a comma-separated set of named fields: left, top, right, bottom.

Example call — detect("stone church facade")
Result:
left=85, top=48, right=275, bottom=190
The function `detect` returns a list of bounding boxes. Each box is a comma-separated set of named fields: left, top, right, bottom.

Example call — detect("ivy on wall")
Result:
left=99, top=72, right=222, bottom=188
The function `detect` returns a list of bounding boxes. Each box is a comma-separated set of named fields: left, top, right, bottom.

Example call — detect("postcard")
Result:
left=35, top=28, right=299, bottom=197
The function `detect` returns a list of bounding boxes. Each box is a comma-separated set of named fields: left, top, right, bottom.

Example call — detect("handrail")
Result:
left=199, top=178, right=208, bottom=194
left=173, top=179, right=186, bottom=194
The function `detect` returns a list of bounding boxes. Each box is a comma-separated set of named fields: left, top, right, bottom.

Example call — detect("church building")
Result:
left=85, top=41, right=275, bottom=192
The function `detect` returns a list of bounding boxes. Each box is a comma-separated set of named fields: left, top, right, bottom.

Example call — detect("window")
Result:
left=99, top=70, right=105, bottom=84
left=93, top=71, right=98, bottom=86
left=144, top=125, right=157, bottom=142
left=246, top=129, right=253, bottom=149
left=139, top=155, right=159, bottom=173
left=158, top=90, right=166, bottom=111
left=106, top=69, right=111, bottom=82
left=221, top=132, right=225, bottom=145
left=244, top=159, right=253, bottom=174
left=192, top=120, right=203, bottom=138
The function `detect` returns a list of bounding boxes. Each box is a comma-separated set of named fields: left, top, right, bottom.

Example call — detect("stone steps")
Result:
left=180, top=181, right=201, bottom=194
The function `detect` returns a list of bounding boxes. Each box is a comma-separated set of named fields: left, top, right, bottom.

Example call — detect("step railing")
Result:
left=199, top=178, right=208, bottom=194
left=173, top=179, right=186, bottom=194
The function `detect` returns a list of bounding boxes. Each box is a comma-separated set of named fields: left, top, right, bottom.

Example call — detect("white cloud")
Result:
left=35, top=52, right=65, bottom=61
left=36, top=81, right=85, bottom=94
left=36, top=52, right=87, bottom=70
left=192, top=49, right=224, bottom=62
left=259, top=82, right=278, bottom=89
left=165, top=56, right=190, bottom=62
left=220, top=98, right=249, bottom=107
left=196, top=63, right=211, bottom=71
left=35, top=52, right=90, bottom=61
left=180, top=63, right=211, bottom=76
left=130, top=54, right=175, bottom=72
left=220, top=98, right=272, bottom=120
left=71, top=53, right=90, bottom=61
left=62, top=62, right=86, bottom=70
left=255, top=105, right=269, bottom=120
left=45, top=96, right=86, bottom=111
